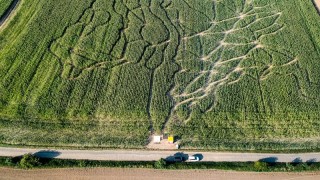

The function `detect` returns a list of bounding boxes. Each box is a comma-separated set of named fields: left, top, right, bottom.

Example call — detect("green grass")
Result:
left=0, top=0, right=14, bottom=17
left=0, top=0, right=320, bottom=151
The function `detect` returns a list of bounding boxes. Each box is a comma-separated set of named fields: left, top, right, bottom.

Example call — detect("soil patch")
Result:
left=1, top=168, right=320, bottom=180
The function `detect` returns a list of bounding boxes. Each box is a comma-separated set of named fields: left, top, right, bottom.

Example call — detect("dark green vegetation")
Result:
left=0, top=154, right=155, bottom=169
left=18, top=153, right=41, bottom=169
left=0, top=0, right=14, bottom=18
left=1, top=155, right=320, bottom=172
left=0, top=0, right=320, bottom=150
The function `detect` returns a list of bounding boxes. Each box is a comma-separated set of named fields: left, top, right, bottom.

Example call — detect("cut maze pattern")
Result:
left=171, top=0, right=299, bottom=122
left=49, top=0, right=299, bottom=130
left=50, top=0, right=129, bottom=79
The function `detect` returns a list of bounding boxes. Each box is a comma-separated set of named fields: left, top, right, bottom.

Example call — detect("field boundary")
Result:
left=0, top=0, right=20, bottom=28
left=312, top=0, right=320, bottom=15
left=1, top=0, right=320, bottom=153
left=2, top=142, right=320, bottom=153
left=2, top=155, right=320, bottom=172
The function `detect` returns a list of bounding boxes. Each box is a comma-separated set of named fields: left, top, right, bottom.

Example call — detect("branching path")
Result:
left=49, top=0, right=180, bottom=134
left=169, top=0, right=300, bottom=124
left=49, top=0, right=304, bottom=134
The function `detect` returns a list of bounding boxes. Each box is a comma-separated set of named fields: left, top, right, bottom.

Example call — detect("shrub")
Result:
left=4, top=157, right=14, bottom=166
left=254, top=161, right=268, bottom=171
left=285, top=162, right=294, bottom=171
left=154, top=158, right=167, bottom=169
left=19, top=154, right=41, bottom=169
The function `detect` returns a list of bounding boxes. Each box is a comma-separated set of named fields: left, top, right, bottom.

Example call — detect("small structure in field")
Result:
left=153, top=135, right=161, bottom=144
left=168, top=136, right=174, bottom=144
left=148, top=134, right=178, bottom=150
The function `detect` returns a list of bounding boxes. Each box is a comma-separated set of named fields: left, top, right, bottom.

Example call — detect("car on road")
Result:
left=174, top=156, right=183, bottom=162
left=166, top=152, right=189, bottom=162
left=188, top=155, right=200, bottom=161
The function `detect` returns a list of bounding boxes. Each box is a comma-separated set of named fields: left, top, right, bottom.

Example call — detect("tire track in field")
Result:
left=0, top=0, right=20, bottom=28
left=140, top=0, right=184, bottom=134
left=143, top=2, right=170, bottom=135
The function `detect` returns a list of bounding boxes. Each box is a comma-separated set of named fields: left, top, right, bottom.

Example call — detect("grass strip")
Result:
left=1, top=155, right=320, bottom=172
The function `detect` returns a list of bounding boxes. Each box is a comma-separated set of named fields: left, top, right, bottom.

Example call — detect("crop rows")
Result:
left=0, top=0, right=320, bottom=150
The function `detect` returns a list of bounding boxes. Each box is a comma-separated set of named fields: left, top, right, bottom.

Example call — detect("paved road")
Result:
left=1, top=147, right=320, bottom=163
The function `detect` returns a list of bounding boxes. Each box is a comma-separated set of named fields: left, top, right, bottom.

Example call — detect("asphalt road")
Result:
left=1, top=147, right=320, bottom=163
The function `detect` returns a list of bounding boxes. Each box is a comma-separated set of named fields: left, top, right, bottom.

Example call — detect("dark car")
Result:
left=174, top=156, right=183, bottom=162
left=166, top=152, right=188, bottom=162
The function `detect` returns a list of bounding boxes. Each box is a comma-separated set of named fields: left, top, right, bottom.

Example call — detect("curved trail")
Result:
left=0, top=0, right=20, bottom=27
left=1, top=147, right=320, bottom=163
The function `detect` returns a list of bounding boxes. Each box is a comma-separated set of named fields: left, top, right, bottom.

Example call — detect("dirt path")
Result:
left=314, top=0, right=320, bottom=13
left=1, top=147, right=320, bottom=163
left=1, top=168, right=320, bottom=180
left=0, top=0, right=20, bottom=27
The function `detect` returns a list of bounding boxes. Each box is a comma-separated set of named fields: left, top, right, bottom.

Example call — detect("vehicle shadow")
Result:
left=7, top=150, right=62, bottom=165
left=259, top=157, right=278, bottom=163
left=33, top=150, right=61, bottom=159
left=292, top=157, right=303, bottom=163
left=307, top=158, right=317, bottom=163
